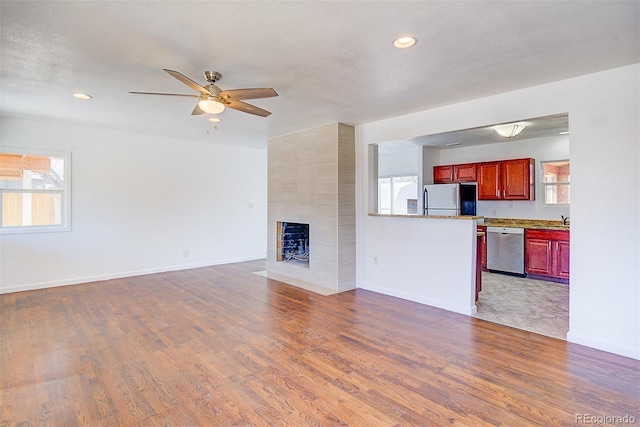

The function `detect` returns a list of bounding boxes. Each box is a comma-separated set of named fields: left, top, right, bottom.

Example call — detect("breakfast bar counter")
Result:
left=369, top=213, right=483, bottom=220
left=363, top=213, right=480, bottom=316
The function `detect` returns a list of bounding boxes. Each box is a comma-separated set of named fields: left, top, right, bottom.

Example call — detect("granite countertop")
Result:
left=369, top=213, right=483, bottom=220
left=368, top=214, right=569, bottom=230
left=481, top=217, right=569, bottom=231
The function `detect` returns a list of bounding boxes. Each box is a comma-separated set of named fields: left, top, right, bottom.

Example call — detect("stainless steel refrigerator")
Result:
left=422, top=183, right=477, bottom=216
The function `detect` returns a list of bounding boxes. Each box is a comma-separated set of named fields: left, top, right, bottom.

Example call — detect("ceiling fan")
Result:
left=130, top=69, right=278, bottom=117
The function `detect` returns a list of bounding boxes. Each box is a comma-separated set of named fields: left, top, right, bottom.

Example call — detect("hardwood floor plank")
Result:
left=1, top=259, right=638, bottom=426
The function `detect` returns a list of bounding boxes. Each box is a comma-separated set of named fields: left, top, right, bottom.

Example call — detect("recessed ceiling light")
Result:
left=559, top=131, right=569, bottom=135
left=73, top=93, right=92, bottom=100
left=393, top=36, right=417, bottom=49
left=208, top=117, right=221, bottom=123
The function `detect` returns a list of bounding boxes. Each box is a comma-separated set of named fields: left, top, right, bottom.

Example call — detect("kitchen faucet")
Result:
left=561, top=215, right=569, bottom=225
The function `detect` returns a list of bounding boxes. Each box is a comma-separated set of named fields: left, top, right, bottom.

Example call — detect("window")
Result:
left=0, top=148, right=71, bottom=234
left=541, top=160, right=570, bottom=205
left=378, top=175, right=418, bottom=214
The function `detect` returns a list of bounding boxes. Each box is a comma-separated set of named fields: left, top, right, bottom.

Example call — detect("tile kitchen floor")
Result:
left=473, top=272, right=569, bottom=340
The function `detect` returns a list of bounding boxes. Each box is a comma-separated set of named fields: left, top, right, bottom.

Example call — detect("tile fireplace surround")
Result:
left=266, top=123, right=355, bottom=292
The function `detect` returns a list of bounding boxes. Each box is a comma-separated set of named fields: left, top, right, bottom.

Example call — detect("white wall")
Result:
left=0, top=117, right=268, bottom=293
left=356, top=64, right=640, bottom=359
left=377, top=144, right=420, bottom=177
left=364, top=216, right=477, bottom=316
left=439, top=135, right=570, bottom=220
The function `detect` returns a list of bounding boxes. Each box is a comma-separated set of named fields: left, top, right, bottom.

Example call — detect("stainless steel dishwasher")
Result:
left=486, top=227, right=525, bottom=275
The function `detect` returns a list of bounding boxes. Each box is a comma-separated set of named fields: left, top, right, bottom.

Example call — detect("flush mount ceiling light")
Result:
left=208, top=117, right=221, bottom=123
left=73, top=93, right=92, bottom=100
left=494, top=123, right=526, bottom=139
left=393, top=36, right=417, bottom=48
left=559, top=131, right=569, bottom=135
left=198, top=96, right=226, bottom=114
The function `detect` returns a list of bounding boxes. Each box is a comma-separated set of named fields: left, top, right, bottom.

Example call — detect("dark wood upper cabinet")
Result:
left=502, top=158, right=534, bottom=200
left=477, top=158, right=535, bottom=201
left=433, top=163, right=477, bottom=184
left=434, top=158, right=534, bottom=200
left=433, top=165, right=454, bottom=183
left=454, top=163, right=477, bottom=182
left=477, top=161, right=502, bottom=200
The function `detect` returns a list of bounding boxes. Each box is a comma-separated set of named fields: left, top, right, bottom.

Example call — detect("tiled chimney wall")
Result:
left=267, top=123, right=355, bottom=291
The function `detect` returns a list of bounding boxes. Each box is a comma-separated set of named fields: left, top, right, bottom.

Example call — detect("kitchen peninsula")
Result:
left=362, top=213, right=483, bottom=316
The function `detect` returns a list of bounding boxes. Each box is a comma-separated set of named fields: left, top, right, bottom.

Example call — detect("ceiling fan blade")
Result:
left=129, top=91, right=198, bottom=98
left=191, top=104, right=205, bottom=115
left=163, top=69, right=212, bottom=96
left=225, top=99, right=272, bottom=117
left=219, top=88, right=278, bottom=100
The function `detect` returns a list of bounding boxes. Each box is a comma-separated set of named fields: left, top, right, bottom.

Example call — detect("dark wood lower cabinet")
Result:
left=525, top=229, right=569, bottom=283
left=556, top=240, right=570, bottom=279
left=526, top=238, right=553, bottom=276
left=477, top=225, right=487, bottom=271
left=476, top=234, right=483, bottom=301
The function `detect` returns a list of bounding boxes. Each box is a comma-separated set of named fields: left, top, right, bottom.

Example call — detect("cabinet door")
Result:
left=433, top=165, right=454, bottom=184
left=477, top=162, right=501, bottom=200
left=525, top=238, right=553, bottom=276
left=454, top=163, right=477, bottom=182
left=556, top=240, right=570, bottom=278
left=477, top=225, right=487, bottom=271
left=502, top=158, right=534, bottom=200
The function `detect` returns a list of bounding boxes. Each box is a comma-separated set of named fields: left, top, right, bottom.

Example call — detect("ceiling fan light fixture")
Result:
left=198, top=97, right=225, bottom=114
left=494, top=123, right=526, bottom=138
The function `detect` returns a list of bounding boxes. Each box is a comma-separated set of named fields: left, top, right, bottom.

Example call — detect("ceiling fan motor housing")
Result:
left=204, top=70, right=222, bottom=83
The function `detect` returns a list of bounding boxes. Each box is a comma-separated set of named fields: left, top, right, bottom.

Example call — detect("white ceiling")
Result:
left=1, top=1, right=638, bottom=149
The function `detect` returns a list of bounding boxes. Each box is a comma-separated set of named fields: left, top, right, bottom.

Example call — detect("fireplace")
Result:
left=277, top=222, right=309, bottom=266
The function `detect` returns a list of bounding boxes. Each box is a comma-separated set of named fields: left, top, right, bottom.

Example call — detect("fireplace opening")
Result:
left=277, top=222, right=309, bottom=266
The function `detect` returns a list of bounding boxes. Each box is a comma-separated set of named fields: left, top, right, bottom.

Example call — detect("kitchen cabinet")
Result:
left=476, top=233, right=483, bottom=301
left=477, top=158, right=534, bottom=201
left=503, top=158, right=534, bottom=200
left=477, top=225, right=487, bottom=271
left=525, top=229, right=569, bottom=282
left=477, top=162, right=501, bottom=200
left=433, top=163, right=477, bottom=184
left=433, top=165, right=454, bottom=183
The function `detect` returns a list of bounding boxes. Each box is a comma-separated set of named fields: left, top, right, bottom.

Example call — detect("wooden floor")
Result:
left=1, top=260, right=638, bottom=426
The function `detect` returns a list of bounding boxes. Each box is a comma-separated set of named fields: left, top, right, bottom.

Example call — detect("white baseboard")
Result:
left=566, top=331, right=640, bottom=360
left=0, top=256, right=264, bottom=294
left=359, top=282, right=476, bottom=316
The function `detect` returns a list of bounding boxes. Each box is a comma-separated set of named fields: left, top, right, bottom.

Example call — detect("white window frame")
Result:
left=541, top=159, right=570, bottom=206
left=0, top=147, right=71, bottom=234
left=378, top=174, right=418, bottom=214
